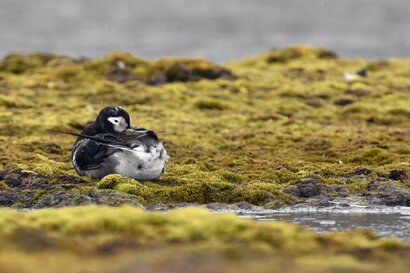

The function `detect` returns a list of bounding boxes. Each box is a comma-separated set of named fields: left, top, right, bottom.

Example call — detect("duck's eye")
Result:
left=114, top=119, right=119, bottom=123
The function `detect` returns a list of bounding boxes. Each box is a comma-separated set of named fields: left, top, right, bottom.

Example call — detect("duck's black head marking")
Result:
left=96, top=106, right=131, bottom=133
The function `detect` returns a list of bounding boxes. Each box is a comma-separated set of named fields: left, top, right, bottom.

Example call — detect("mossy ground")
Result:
left=0, top=45, right=409, bottom=207
left=0, top=47, right=409, bottom=272
left=0, top=205, right=408, bottom=273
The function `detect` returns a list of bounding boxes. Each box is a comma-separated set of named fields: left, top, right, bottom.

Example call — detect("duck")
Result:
left=70, top=106, right=169, bottom=180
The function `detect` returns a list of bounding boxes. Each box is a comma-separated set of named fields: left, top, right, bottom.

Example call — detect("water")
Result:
left=210, top=204, right=410, bottom=241
left=235, top=206, right=410, bottom=241
left=0, top=0, right=409, bottom=61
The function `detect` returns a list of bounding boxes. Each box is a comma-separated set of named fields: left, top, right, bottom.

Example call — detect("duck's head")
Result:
left=96, top=106, right=131, bottom=133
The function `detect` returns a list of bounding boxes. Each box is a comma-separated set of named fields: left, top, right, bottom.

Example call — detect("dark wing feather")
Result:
left=72, top=138, right=116, bottom=174
left=120, top=127, right=159, bottom=148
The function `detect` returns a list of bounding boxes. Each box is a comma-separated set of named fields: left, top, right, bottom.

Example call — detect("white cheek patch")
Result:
left=108, top=116, right=128, bottom=132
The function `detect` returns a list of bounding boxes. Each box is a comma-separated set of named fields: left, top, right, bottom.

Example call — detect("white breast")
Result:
left=112, top=142, right=169, bottom=181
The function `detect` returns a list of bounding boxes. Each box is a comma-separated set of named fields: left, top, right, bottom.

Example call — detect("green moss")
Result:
left=266, top=45, right=337, bottom=63
left=96, top=174, right=137, bottom=189
left=0, top=206, right=407, bottom=272
left=349, top=149, right=396, bottom=165
left=221, top=171, right=242, bottom=183
left=0, top=181, right=9, bottom=189
left=0, top=46, right=408, bottom=207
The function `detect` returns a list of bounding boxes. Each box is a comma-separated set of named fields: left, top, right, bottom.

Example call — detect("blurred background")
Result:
left=0, top=0, right=409, bottom=61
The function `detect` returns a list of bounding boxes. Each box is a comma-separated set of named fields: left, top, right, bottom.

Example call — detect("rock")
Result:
left=378, top=184, right=409, bottom=206
left=206, top=202, right=260, bottom=211
left=146, top=203, right=176, bottom=211
left=236, top=201, right=260, bottom=210
left=328, top=185, right=350, bottom=195
left=0, top=168, right=145, bottom=208
left=364, top=183, right=409, bottom=206
left=175, top=202, right=200, bottom=207
left=389, top=169, right=408, bottom=181
left=297, top=179, right=321, bottom=198
left=34, top=190, right=144, bottom=209
left=264, top=200, right=286, bottom=209
left=282, top=185, right=299, bottom=197
left=367, top=181, right=379, bottom=191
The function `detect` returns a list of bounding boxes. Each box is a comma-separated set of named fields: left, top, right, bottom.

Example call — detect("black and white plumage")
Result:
left=71, top=106, right=169, bottom=180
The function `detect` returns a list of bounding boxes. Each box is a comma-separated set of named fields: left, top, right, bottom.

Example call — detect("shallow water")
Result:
left=216, top=205, right=410, bottom=241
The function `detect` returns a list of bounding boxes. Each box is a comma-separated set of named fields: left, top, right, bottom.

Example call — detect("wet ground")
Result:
left=237, top=206, right=410, bottom=241
left=0, top=0, right=409, bottom=61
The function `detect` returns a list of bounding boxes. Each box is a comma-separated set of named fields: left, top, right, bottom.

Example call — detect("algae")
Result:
left=0, top=45, right=408, bottom=207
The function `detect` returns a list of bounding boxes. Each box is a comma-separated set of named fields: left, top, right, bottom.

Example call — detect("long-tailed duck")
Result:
left=71, top=106, right=169, bottom=180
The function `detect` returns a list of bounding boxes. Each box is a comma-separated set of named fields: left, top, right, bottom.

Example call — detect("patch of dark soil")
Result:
left=147, top=63, right=235, bottom=85
left=389, top=169, right=408, bottom=181
left=146, top=72, right=167, bottom=85
left=334, top=99, right=355, bottom=106
left=304, top=138, right=332, bottom=151
left=107, top=68, right=137, bottom=83
left=366, top=117, right=393, bottom=125
left=345, top=89, right=371, bottom=97
left=22, top=142, right=62, bottom=154
left=348, top=166, right=372, bottom=176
